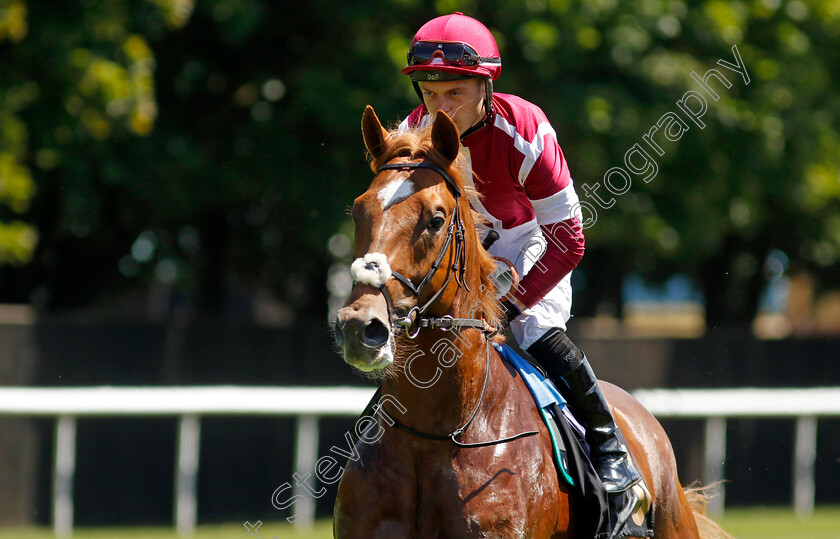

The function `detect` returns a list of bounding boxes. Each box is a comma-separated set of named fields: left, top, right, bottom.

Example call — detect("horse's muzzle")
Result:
left=333, top=317, right=390, bottom=349
left=334, top=299, right=394, bottom=372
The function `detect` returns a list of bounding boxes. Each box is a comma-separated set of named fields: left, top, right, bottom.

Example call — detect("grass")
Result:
left=0, top=521, right=334, bottom=539
left=2, top=507, right=839, bottom=538
left=716, top=506, right=840, bottom=539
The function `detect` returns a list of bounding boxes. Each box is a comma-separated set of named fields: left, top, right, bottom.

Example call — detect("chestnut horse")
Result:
left=333, top=106, right=725, bottom=538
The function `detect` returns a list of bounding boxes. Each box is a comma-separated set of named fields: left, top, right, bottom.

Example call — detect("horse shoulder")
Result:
left=450, top=357, right=571, bottom=537
left=334, top=432, right=417, bottom=538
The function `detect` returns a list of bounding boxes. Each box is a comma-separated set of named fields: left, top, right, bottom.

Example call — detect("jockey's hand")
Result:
left=500, top=299, right=521, bottom=328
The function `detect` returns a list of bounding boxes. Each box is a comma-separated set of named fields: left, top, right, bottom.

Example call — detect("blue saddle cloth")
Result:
left=495, top=342, right=654, bottom=539
left=494, top=342, right=567, bottom=409
left=494, top=342, right=576, bottom=487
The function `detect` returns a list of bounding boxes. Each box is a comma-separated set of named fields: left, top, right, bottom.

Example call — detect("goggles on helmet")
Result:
left=407, top=41, right=500, bottom=69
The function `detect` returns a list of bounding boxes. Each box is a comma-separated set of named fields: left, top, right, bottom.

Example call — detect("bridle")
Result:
left=358, top=161, right=538, bottom=448
left=374, top=160, right=491, bottom=339
left=359, top=159, right=539, bottom=448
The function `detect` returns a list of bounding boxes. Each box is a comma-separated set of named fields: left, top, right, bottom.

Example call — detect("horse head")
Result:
left=334, top=106, right=500, bottom=375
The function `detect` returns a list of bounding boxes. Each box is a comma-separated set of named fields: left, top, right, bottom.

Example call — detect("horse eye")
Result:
left=428, top=216, right=445, bottom=231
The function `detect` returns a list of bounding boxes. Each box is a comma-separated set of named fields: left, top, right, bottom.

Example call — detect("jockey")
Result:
left=399, top=12, right=643, bottom=535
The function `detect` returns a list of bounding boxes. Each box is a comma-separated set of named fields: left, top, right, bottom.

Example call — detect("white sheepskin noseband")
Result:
left=350, top=253, right=392, bottom=287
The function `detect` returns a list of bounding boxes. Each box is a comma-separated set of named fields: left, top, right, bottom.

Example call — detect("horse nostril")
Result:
left=333, top=321, right=345, bottom=347
left=362, top=319, right=390, bottom=348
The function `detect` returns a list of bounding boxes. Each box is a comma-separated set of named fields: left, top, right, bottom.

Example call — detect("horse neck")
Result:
left=383, top=321, right=491, bottom=435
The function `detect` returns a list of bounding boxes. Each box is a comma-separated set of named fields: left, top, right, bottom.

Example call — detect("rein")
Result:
left=378, top=340, right=539, bottom=448
left=366, top=159, right=537, bottom=448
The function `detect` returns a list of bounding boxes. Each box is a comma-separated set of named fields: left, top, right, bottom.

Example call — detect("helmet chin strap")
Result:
left=411, top=80, right=425, bottom=103
left=459, top=78, right=494, bottom=140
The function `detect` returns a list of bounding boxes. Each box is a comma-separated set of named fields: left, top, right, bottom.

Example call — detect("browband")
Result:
left=377, top=161, right=462, bottom=198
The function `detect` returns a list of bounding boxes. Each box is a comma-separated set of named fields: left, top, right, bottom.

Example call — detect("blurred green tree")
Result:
left=0, top=0, right=196, bottom=308
left=485, top=0, right=840, bottom=329
left=0, top=0, right=38, bottom=265
left=0, top=0, right=837, bottom=331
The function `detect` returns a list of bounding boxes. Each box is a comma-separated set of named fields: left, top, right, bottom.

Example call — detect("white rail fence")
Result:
left=1, top=386, right=839, bottom=536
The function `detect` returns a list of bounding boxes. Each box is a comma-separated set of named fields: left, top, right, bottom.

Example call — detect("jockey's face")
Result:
left=419, top=78, right=484, bottom=136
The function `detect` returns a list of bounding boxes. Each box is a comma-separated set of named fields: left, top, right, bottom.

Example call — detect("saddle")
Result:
left=496, top=343, right=654, bottom=539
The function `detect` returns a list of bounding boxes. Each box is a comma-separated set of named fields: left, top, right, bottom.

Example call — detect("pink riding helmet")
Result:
left=403, top=12, right=502, bottom=82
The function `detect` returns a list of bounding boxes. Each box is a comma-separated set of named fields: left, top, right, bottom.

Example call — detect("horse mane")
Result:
left=368, top=125, right=504, bottom=330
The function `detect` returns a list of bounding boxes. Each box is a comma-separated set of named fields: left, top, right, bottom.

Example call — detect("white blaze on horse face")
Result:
left=378, top=176, right=416, bottom=211
left=372, top=173, right=416, bottom=252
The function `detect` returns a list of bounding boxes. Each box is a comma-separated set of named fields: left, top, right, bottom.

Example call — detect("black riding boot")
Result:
left=528, top=329, right=644, bottom=537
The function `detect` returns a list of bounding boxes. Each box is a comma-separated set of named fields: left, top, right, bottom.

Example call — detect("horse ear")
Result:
left=431, top=111, right=461, bottom=165
left=362, top=105, right=388, bottom=160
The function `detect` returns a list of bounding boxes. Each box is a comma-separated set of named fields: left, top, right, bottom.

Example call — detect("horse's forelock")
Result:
left=368, top=126, right=432, bottom=171
left=370, top=125, right=480, bottom=205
